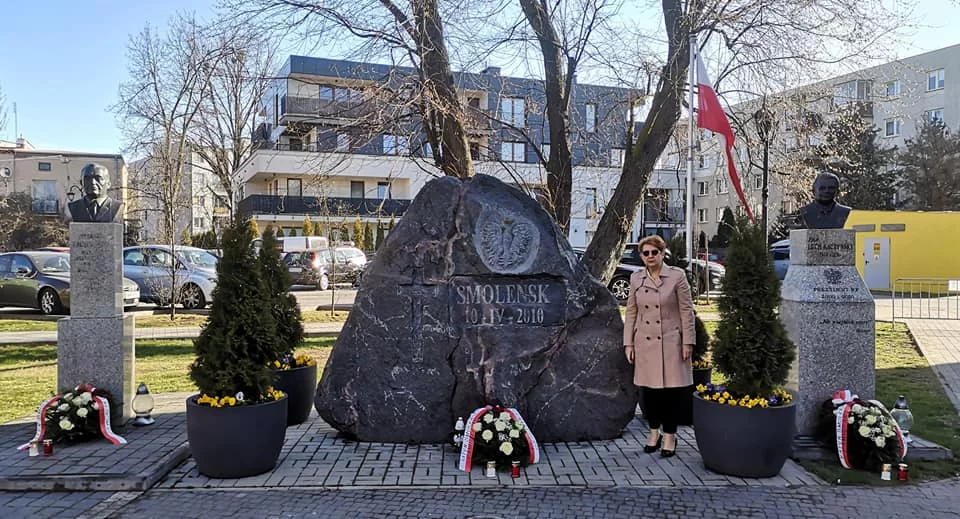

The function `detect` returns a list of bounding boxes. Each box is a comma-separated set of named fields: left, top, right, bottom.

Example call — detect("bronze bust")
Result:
left=67, top=163, right=122, bottom=223
left=799, top=173, right=851, bottom=229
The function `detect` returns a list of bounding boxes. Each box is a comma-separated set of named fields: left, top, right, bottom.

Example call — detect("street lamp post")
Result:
left=754, top=99, right=775, bottom=236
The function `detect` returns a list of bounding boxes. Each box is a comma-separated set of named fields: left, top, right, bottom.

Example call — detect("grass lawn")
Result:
left=0, top=310, right=350, bottom=333
left=0, top=337, right=335, bottom=425
left=796, top=322, right=960, bottom=484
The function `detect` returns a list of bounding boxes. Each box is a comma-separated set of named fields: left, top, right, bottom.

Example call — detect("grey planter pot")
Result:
left=186, top=394, right=287, bottom=478
left=273, top=364, right=318, bottom=426
left=692, top=392, right=796, bottom=478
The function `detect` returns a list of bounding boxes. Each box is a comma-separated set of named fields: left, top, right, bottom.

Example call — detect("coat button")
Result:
left=657, top=336, right=661, bottom=340
left=644, top=305, right=649, bottom=308
left=655, top=305, right=659, bottom=308
left=645, top=289, right=649, bottom=293
left=656, top=320, right=660, bottom=324
left=646, top=321, right=650, bottom=324
left=646, top=337, right=651, bottom=340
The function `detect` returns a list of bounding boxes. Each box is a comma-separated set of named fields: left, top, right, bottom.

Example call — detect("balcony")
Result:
left=643, top=205, right=685, bottom=223
left=280, top=95, right=399, bottom=123
left=239, top=195, right=411, bottom=218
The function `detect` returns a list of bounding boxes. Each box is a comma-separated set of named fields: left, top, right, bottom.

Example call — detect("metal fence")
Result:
left=891, top=278, right=960, bottom=321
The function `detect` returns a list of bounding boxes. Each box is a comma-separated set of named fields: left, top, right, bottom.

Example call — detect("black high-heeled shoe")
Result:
left=660, top=436, right=676, bottom=458
left=643, top=435, right=662, bottom=454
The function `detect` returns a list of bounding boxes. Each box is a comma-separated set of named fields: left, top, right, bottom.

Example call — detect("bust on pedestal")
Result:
left=780, top=174, right=874, bottom=439
left=57, top=162, right=135, bottom=424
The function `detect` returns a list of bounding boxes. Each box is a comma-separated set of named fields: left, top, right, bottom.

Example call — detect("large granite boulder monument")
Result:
left=315, top=174, right=636, bottom=443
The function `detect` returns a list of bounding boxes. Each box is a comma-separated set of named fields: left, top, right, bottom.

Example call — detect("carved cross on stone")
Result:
left=396, top=266, right=439, bottom=363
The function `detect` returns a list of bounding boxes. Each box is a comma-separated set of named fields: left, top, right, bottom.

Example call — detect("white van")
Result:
left=280, top=236, right=329, bottom=253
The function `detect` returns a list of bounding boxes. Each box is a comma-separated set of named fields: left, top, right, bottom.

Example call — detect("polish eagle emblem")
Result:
left=474, top=208, right=539, bottom=274
left=824, top=268, right=843, bottom=285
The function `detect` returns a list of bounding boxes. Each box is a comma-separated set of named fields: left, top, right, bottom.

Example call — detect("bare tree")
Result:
left=115, top=15, right=225, bottom=318
left=190, top=26, right=278, bottom=222
left=227, top=0, right=475, bottom=179
left=0, top=83, right=7, bottom=135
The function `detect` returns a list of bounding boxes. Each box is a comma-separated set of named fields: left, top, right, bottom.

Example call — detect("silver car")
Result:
left=122, top=245, right=218, bottom=309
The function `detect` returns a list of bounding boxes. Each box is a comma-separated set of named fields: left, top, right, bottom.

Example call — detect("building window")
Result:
left=925, top=108, right=945, bottom=124
left=697, top=181, right=708, bottom=196
left=698, top=155, right=710, bottom=169
left=193, top=217, right=205, bottom=229
left=38, top=162, right=52, bottom=171
left=716, top=178, right=729, bottom=194
left=377, top=182, right=391, bottom=200
left=610, top=148, right=625, bottom=168
left=884, top=80, right=900, bottom=98
left=754, top=176, right=763, bottom=190
left=697, top=208, right=708, bottom=223
left=884, top=118, right=901, bottom=137
left=469, top=142, right=482, bottom=160
left=350, top=181, right=365, bottom=199
left=500, top=142, right=526, bottom=162
left=31, top=180, right=58, bottom=214
left=716, top=207, right=724, bottom=222
left=781, top=199, right=793, bottom=213
left=287, top=178, right=302, bottom=197
left=927, top=69, right=945, bottom=91
left=834, top=79, right=871, bottom=106
left=808, top=135, right=821, bottom=146
left=585, top=103, right=597, bottom=133
left=785, top=136, right=797, bottom=149
left=336, top=133, right=351, bottom=152
left=383, top=134, right=410, bottom=155
left=541, top=143, right=551, bottom=161
left=500, top=97, right=525, bottom=127
left=585, top=188, right=598, bottom=217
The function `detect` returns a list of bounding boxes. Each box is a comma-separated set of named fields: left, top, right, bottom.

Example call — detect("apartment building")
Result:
left=237, top=55, right=687, bottom=247
left=686, top=43, right=960, bottom=240
left=0, top=137, right=128, bottom=220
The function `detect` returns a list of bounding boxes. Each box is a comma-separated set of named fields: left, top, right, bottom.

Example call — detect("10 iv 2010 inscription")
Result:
left=450, top=277, right=565, bottom=326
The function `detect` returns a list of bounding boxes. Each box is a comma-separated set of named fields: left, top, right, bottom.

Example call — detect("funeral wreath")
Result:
left=457, top=405, right=540, bottom=472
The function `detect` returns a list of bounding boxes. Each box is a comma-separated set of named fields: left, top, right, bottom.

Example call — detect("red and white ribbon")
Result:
left=17, top=384, right=126, bottom=450
left=17, top=395, right=62, bottom=451
left=457, top=405, right=492, bottom=472
left=835, top=401, right=854, bottom=469
left=503, top=407, right=540, bottom=464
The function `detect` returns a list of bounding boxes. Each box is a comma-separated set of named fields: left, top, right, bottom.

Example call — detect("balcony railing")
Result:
left=643, top=206, right=685, bottom=223
left=239, top=195, right=411, bottom=218
left=280, top=95, right=492, bottom=132
left=32, top=199, right=60, bottom=215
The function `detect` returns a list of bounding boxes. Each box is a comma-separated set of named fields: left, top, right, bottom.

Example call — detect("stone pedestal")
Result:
left=780, top=229, right=875, bottom=437
left=57, top=223, right=135, bottom=424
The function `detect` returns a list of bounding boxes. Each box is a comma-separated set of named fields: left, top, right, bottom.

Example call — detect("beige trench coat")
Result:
left=622, top=265, right=696, bottom=388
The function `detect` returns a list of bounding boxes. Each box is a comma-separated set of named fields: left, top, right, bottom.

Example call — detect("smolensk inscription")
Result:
left=450, top=277, right=565, bottom=326
left=475, top=207, right=540, bottom=274
left=315, top=174, right=635, bottom=443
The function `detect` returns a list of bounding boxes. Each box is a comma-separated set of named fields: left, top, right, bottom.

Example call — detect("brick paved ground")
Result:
left=0, top=410, right=188, bottom=491
left=3, top=479, right=960, bottom=519
left=157, top=415, right=820, bottom=490
left=903, top=319, right=960, bottom=413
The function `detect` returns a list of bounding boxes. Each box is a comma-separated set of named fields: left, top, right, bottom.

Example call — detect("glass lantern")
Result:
left=131, top=382, right=155, bottom=426
left=890, top=395, right=914, bottom=444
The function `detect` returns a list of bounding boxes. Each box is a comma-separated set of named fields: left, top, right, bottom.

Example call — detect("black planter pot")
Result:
left=186, top=395, right=288, bottom=478
left=273, top=364, right=317, bottom=426
left=692, top=367, right=712, bottom=386
left=692, top=393, right=796, bottom=478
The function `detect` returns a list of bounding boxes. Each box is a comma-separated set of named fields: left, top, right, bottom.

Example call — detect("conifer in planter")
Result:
left=258, top=227, right=316, bottom=426
left=692, top=217, right=797, bottom=478
left=187, top=214, right=288, bottom=479
left=691, top=315, right=712, bottom=386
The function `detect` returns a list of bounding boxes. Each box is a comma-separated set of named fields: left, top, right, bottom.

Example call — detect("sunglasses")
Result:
left=641, top=249, right=661, bottom=257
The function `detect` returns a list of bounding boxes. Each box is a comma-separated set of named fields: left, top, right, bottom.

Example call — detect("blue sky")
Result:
left=2, top=1, right=960, bottom=155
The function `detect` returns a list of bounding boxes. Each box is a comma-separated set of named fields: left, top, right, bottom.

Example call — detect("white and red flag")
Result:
left=695, top=54, right=755, bottom=223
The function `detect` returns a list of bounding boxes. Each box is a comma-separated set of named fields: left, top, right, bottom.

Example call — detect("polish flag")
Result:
left=695, top=54, right=755, bottom=223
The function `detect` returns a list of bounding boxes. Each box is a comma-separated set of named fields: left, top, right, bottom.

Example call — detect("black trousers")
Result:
left=640, top=386, right=692, bottom=434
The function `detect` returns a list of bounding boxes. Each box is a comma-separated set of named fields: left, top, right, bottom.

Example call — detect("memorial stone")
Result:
left=315, top=174, right=636, bottom=443
left=57, top=222, right=135, bottom=424
left=780, top=229, right=875, bottom=437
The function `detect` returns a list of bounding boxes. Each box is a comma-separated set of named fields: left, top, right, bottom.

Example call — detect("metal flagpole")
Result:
left=685, top=34, right=697, bottom=263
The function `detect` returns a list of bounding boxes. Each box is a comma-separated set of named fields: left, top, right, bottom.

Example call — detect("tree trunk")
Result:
left=411, top=0, right=474, bottom=179
left=520, top=0, right=574, bottom=234
left=583, top=0, right=690, bottom=283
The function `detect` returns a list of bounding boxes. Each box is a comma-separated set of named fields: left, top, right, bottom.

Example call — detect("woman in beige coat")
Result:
left=623, top=235, right=696, bottom=458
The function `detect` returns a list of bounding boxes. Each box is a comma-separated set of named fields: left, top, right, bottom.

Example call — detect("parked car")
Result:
left=771, top=239, right=790, bottom=280
left=571, top=249, right=643, bottom=302
left=283, top=248, right=363, bottom=290
left=0, top=251, right=140, bottom=315
left=122, top=245, right=218, bottom=309
left=620, top=242, right=725, bottom=293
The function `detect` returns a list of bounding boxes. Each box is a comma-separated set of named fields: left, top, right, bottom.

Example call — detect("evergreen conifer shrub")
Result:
left=190, top=214, right=279, bottom=401
left=712, top=216, right=795, bottom=397
left=258, top=227, right=304, bottom=360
